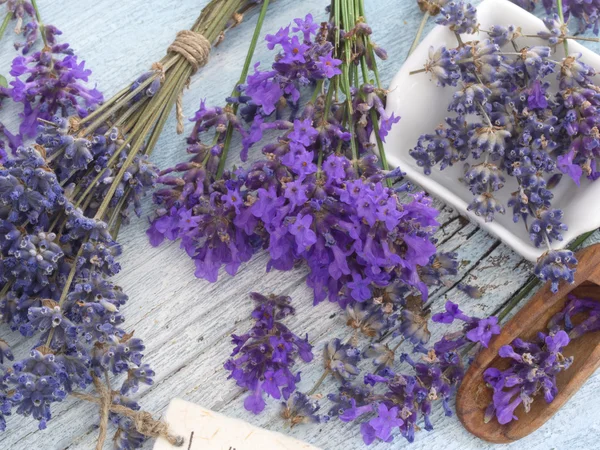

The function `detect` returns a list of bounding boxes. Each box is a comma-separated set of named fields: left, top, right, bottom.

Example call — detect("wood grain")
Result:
left=0, top=1, right=599, bottom=449
left=457, top=244, right=600, bottom=443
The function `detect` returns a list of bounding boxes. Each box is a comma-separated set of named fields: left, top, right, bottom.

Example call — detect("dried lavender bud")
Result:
left=436, top=1, right=478, bottom=35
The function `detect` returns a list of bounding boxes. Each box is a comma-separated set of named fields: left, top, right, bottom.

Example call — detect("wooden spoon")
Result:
left=456, top=243, right=600, bottom=443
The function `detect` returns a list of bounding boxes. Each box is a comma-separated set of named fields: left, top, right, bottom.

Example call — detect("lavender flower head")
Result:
left=224, top=292, right=313, bottom=414
left=436, top=1, right=479, bottom=35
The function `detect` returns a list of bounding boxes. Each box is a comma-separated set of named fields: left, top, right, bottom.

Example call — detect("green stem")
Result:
left=310, top=79, right=324, bottom=104
left=557, top=0, right=569, bottom=55
left=340, top=0, right=359, bottom=168
left=307, top=369, right=331, bottom=396
left=94, top=63, right=189, bottom=220
left=391, top=338, right=405, bottom=353
left=30, top=0, right=47, bottom=46
left=408, top=11, right=430, bottom=57
left=216, top=0, right=271, bottom=179
left=370, top=110, right=392, bottom=187
left=45, top=243, right=86, bottom=347
left=0, top=12, right=12, bottom=42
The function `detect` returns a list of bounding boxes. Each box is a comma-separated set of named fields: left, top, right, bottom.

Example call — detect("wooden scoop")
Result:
left=456, top=243, right=600, bottom=443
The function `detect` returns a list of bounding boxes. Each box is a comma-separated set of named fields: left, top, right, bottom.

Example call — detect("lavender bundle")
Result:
left=484, top=294, right=600, bottom=424
left=148, top=1, right=460, bottom=318
left=0, top=145, right=177, bottom=448
left=408, top=1, right=600, bottom=292
left=0, top=4, right=170, bottom=446
left=0, top=1, right=272, bottom=447
left=12, top=0, right=267, bottom=230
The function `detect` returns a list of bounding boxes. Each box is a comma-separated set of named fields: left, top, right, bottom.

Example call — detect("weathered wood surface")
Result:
left=0, top=0, right=599, bottom=449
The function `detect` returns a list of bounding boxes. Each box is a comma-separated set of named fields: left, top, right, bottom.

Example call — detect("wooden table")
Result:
left=0, top=0, right=598, bottom=448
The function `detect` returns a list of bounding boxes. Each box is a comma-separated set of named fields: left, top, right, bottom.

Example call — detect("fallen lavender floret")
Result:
left=224, top=292, right=313, bottom=414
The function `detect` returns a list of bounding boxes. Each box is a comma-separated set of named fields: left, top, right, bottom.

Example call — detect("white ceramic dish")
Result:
left=383, top=0, right=600, bottom=262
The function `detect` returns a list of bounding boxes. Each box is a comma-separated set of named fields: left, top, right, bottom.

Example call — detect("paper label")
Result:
left=154, top=398, right=322, bottom=450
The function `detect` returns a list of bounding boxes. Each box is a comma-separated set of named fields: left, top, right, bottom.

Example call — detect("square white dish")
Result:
left=382, top=0, right=600, bottom=262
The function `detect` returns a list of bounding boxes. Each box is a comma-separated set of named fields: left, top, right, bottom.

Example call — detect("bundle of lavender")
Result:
left=0, top=0, right=270, bottom=448
left=147, top=0, right=460, bottom=310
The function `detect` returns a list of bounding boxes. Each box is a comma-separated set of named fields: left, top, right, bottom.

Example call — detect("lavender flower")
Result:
left=484, top=294, right=600, bottom=424
left=432, top=301, right=500, bottom=347
left=281, top=392, right=326, bottom=427
left=534, top=249, right=577, bottom=293
left=224, top=293, right=313, bottom=414
left=7, top=38, right=102, bottom=137
left=436, top=1, right=478, bottom=35
left=323, top=338, right=361, bottom=382
left=485, top=330, right=572, bottom=424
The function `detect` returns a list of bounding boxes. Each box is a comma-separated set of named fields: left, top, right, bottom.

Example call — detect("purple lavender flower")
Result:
left=485, top=330, right=572, bottom=424
left=323, top=338, right=361, bottom=382
left=360, top=403, right=403, bottom=444
left=281, top=392, right=325, bottom=427
left=465, top=317, right=500, bottom=348
left=436, top=1, right=478, bottom=35
left=433, top=301, right=500, bottom=347
left=424, top=46, right=460, bottom=87
left=7, top=42, right=102, bottom=137
left=535, top=249, right=577, bottom=293
left=224, top=293, right=313, bottom=414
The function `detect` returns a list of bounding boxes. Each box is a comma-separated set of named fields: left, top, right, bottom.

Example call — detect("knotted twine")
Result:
left=167, top=30, right=212, bottom=134
left=72, top=374, right=184, bottom=449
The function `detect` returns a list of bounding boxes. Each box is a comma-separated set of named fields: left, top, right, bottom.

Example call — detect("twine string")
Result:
left=73, top=375, right=184, bottom=449
left=168, top=30, right=211, bottom=74
left=167, top=30, right=212, bottom=134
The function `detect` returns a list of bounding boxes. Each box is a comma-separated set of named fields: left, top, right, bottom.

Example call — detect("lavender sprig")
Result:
left=224, top=292, right=313, bottom=414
